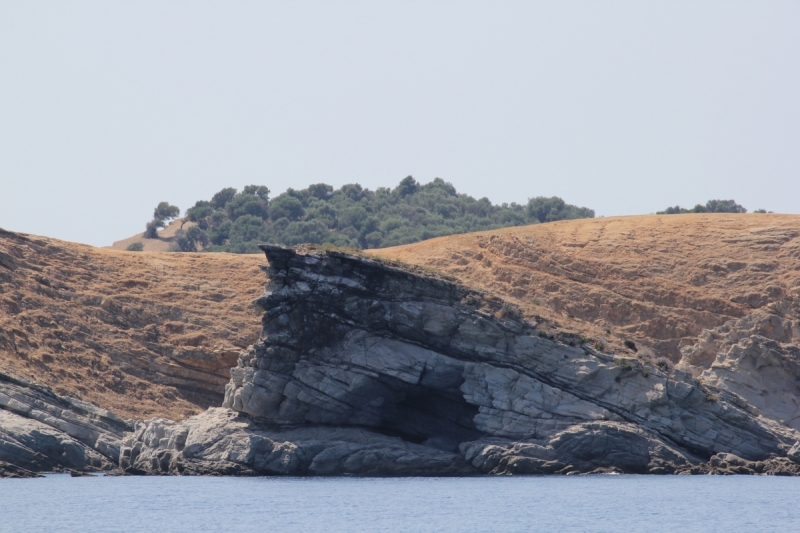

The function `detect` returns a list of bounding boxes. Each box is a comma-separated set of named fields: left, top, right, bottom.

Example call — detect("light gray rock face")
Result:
left=0, top=371, right=132, bottom=474
left=680, top=310, right=800, bottom=431
left=141, top=245, right=797, bottom=477
left=120, top=408, right=475, bottom=476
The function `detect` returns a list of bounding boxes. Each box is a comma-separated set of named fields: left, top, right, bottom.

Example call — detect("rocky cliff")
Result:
left=4, top=216, right=800, bottom=477
left=120, top=245, right=800, bottom=476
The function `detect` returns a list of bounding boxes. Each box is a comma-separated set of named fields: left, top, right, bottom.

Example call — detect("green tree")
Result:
left=211, top=187, right=237, bottom=209
left=226, top=194, right=269, bottom=221
left=658, top=199, right=746, bottom=215
left=144, top=219, right=164, bottom=239
left=705, top=199, right=746, bottom=213
left=208, top=220, right=232, bottom=245
left=338, top=205, right=368, bottom=230
left=154, top=201, right=180, bottom=220
left=229, top=215, right=267, bottom=244
left=185, top=201, right=214, bottom=230
left=175, top=226, right=210, bottom=252
left=270, top=195, right=304, bottom=221
left=169, top=177, right=594, bottom=252
left=144, top=201, right=180, bottom=238
left=527, top=196, right=594, bottom=222
left=242, top=185, right=270, bottom=201
left=307, top=183, right=333, bottom=200
left=395, top=175, right=420, bottom=197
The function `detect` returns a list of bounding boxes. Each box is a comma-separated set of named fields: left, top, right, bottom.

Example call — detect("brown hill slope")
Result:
left=0, top=228, right=263, bottom=420
left=370, top=213, right=800, bottom=360
left=108, top=218, right=192, bottom=252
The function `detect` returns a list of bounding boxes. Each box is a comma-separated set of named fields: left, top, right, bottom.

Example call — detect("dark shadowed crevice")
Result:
left=375, top=386, right=482, bottom=452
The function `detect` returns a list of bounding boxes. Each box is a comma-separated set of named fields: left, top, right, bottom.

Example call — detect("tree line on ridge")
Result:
left=137, top=176, right=595, bottom=253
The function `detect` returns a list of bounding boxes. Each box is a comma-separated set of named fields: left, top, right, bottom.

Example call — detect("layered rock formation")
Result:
left=3, top=223, right=800, bottom=477
left=121, top=246, right=800, bottom=476
left=0, top=370, right=131, bottom=477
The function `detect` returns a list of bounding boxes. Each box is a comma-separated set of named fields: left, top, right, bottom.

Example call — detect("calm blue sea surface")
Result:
left=1, top=474, right=798, bottom=532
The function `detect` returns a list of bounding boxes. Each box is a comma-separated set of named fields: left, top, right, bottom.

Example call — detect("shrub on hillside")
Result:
left=175, top=226, right=210, bottom=252
left=705, top=199, right=747, bottom=213
left=527, top=196, right=595, bottom=223
left=126, top=242, right=144, bottom=252
left=657, top=199, right=747, bottom=215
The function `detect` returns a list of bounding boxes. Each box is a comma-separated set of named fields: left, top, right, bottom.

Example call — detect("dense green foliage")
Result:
left=125, top=241, right=144, bottom=252
left=657, top=199, right=747, bottom=215
left=144, top=201, right=181, bottom=238
left=172, top=176, right=594, bottom=253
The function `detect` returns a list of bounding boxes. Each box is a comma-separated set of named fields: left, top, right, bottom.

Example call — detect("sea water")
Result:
left=1, top=474, right=798, bottom=532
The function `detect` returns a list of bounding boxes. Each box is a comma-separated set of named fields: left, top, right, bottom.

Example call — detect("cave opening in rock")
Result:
left=374, top=383, right=482, bottom=453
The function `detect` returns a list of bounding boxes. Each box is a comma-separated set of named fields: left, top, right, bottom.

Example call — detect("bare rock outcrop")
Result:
left=119, top=407, right=474, bottom=476
left=122, top=246, right=800, bottom=476
left=0, top=370, right=131, bottom=474
left=680, top=310, right=800, bottom=431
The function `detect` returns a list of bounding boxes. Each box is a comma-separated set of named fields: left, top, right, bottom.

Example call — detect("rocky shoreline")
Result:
left=3, top=245, right=800, bottom=477
left=0, top=370, right=132, bottom=478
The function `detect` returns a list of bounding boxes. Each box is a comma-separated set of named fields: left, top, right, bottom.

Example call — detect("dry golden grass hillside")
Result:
left=0, top=228, right=263, bottom=420
left=108, top=218, right=197, bottom=252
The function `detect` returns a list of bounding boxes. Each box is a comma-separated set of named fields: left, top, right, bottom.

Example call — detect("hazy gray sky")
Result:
left=1, top=1, right=798, bottom=246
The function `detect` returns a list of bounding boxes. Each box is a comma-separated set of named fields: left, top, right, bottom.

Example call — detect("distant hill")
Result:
left=108, top=218, right=188, bottom=252
left=128, top=176, right=595, bottom=253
